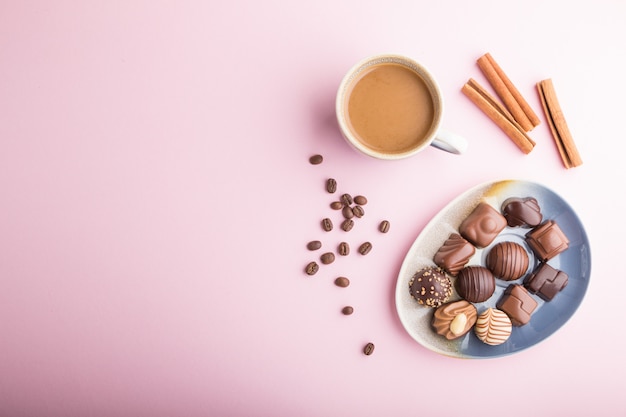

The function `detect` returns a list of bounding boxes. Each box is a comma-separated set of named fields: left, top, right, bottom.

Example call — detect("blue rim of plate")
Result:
left=394, top=179, right=591, bottom=359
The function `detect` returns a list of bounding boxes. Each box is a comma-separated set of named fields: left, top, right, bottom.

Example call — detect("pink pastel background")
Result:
left=1, top=1, right=625, bottom=416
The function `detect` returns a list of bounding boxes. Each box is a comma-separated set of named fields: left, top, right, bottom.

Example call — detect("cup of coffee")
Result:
left=336, top=54, right=467, bottom=159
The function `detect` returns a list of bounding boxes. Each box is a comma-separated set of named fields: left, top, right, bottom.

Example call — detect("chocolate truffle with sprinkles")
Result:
left=409, top=267, right=453, bottom=308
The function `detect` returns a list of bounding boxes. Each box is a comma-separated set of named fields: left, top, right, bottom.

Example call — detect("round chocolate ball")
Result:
left=409, top=267, right=452, bottom=308
left=486, top=241, right=529, bottom=281
left=456, top=266, right=496, bottom=303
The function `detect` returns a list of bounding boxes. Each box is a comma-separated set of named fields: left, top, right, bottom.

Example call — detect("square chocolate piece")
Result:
left=524, top=262, right=569, bottom=301
left=496, top=284, right=538, bottom=326
left=459, top=203, right=507, bottom=248
left=525, top=220, right=569, bottom=261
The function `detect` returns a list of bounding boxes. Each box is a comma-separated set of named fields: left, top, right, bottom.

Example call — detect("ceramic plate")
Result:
left=395, top=180, right=591, bottom=358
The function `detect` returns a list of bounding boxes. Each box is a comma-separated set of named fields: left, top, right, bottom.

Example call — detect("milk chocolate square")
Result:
left=496, top=284, right=538, bottom=326
left=525, top=220, right=569, bottom=261
left=524, top=262, right=569, bottom=301
left=459, top=203, right=507, bottom=248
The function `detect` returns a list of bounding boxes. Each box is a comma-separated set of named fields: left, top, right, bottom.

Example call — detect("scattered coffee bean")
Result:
left=341, top=219, right=354, bottom=232
left=309, top=154, right=323, bottom=165
left=322, top=218, right=333, bottom=231
left=341, top=306, right=354, bottom=315
left=354, top=195, right=368, bottom=205
left=358, top=242, right=372, bottom=255
left=320, top=252, right=335, bottom=265
left=338, top=242, right=350, bottom=256
left=379, top=220, right=390, bottom=233
left=340, top=193, right=353, bottom=206
left=352, top=205, right=364, bottom=218
left=305, top=262, right=319, bottom=275
left=307, top=240, right=322, bottom=251
left=363, top=342, right=375, bottom=355
left=326, top=178, right=337, bottom=193
left=342, top=205, right=354, bottom=219
left=330, top=201, right=343, bottom=210
left=334, top=276, right=350, bottom=287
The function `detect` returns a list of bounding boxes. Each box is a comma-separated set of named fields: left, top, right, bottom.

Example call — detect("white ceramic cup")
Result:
left=336, top=54, right=467, bottom=159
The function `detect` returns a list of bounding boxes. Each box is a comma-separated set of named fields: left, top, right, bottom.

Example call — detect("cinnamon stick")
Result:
left=485, top=53, right=541, bottom=128
left=537, top=79, right=583, bottom=168
left=462, top=78, right=535, bottom=154
left=477, top=53, right=540, bottom=132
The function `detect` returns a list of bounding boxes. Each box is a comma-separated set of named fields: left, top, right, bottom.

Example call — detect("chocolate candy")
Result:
left=474, top=308, right=512, bottom=346
left=502, top=197, right=543, bottom=228
left=524, top=262, right=569, bottom=301
left=459, top=202, right=507, bottom=248
left=456, top=266, right=496, bottom=303
left=496, top=284, right=538, bottom=326
left=409, top=267, right=452, bottom=308
left=526, top=220, right=569, bottom=261
left=485, top=241, right=529, bottom=281
left=431, top=300, right=477, bottom=340
left=433, top=233, right=476, bottom=276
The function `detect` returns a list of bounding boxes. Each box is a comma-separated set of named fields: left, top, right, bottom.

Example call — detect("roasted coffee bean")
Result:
left=307, top=240, right=322, bottom=251
left=321, top=218, right=333, bottom=231
left=334, top=276, right=350, bottom=287
left=358, top=241, right=372, bottom=255
left=352, top=205, right=364, bottom=218
left=330, top=201, right=343, bottom=210
left=341, top=306, right=354, bottom=315
left=340, top=193, right=353, bottom=206
left=354, top=195, right=368, bottom=205
left=342, top=205, right=354, bottom=219
left=305, top=262, right=319, bottom=275
left=363, top=342, right=375, bottom=355
left=338, top=242, right=350, bottom=256
left=326, top=178, right=337, bottom=193
left=309, top=154, right=323, bottom=165
left=341, top=219, right=354, bottom=232
left=379, top=220, right=390, bottom=233
left=320, top=252, right=335, bottom=265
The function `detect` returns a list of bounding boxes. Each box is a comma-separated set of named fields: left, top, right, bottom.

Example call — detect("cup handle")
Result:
left=430, top=129, right=468, bottom=154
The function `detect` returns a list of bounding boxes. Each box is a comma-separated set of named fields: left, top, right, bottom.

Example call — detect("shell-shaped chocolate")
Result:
left=409, top=267, right=452, bottom=308
left=502, top=197, right=542, bottom=228
left=456, top=266, right=496, bottom=303
left=474, top=308, right=512, bottom=346
left=486, top=241, right=529, bottom=281
left=433, top=233, right=476, bottom=276
left=431, top=300, right=477, bottom=340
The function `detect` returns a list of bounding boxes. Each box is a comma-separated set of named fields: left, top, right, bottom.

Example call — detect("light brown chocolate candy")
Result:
left=431, top=300, right=477, bottom=340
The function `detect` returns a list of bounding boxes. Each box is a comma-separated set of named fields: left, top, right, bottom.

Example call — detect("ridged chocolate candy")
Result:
left=502, top=197, right=543, bottom=228
left=456, top=266, right=496, bottom=303
left=486, top=241, right=529, bottom=281
left=409, top=267, right=452, bottom=308
left=433, top=233, right=476, bottom=276
left=474, top=308, right=512, bottom=346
